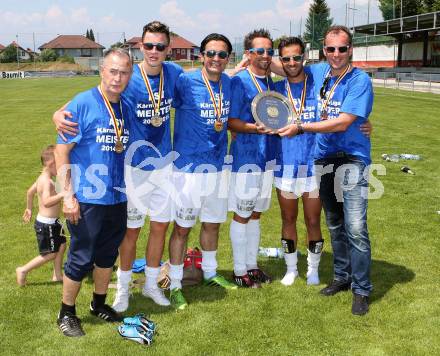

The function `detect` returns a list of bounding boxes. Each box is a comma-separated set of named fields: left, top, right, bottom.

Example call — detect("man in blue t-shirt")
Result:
left=168, top=33, right=238, bottom=310
left=55, top=49, right=132, bottom=337
left=278, top=26, right=374, bottom=316
left=53, top=22, right=183, bottom=311
left=228, top=29, right=275, bottom=288
left=273, top=37, right=324, bottom=287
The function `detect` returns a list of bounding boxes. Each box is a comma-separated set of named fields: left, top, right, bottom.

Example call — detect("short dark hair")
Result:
left=244, top=29, right=273, bottom=50
left=142, top=21, right=171, bottom=44
left=103, top=48, right=132, bottom=66
left=278, top=36, right=305, bottom=56
left=324, top=25, right=353, bottom=46
left=41, top=145, right=55, bottom=166
left=200, top=33, right=233, bottom=54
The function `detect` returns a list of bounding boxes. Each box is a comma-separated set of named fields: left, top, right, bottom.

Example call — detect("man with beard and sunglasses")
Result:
left=228, top=29, right=276, bottom=289
left=278, top=26, right=374, bottom=315
left=168, top=33, right=238, bottom=310
left=53, top=21, right=183, bottom=311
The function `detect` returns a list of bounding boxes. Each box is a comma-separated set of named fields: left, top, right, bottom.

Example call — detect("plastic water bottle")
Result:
left=401, top=166, right=415, bottom=175
left=399, top=154, right=421, bottom=160
left=258, top=247, right=284, bottom=258
left=381, top=154, right=399, bottom=162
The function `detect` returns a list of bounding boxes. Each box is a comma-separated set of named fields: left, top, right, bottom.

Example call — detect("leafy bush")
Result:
left=39, top=49, right=58, bottom=62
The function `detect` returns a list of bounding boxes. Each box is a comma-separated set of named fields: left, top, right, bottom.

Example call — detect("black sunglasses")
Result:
left=143, top=42, right=168, bottom=52
left=320, top=76, right=331, bottom=99
left=280, top=55, right=304, bottom=63
left=249, top=47, right=275, bottom=56
left=203, top=50, right=229, bottom=59
left=325, top=45, right=350, bottom=53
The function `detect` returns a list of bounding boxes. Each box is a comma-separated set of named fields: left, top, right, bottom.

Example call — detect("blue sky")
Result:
left=0, top=0, right=384, bottom=49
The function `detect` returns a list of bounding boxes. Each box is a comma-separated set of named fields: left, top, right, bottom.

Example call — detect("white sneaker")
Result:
left=142, top=287, right=170, bottom=306
left=112, top=288, right=130, bottom=312
left=281, top=270, right=298, bottom=286
left=307, top=269, right=320, bottom=285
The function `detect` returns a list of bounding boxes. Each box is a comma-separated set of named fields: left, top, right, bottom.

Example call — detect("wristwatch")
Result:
left=296, top=121, right=304, bottom=135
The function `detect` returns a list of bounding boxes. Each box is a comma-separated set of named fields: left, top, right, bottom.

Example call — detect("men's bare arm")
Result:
left=228, top=117, right=273, bottom=135
left=54, top=143, right=80, bottom=224
left=278, top=112, right=357, bottom=137
left=53, top=101, right=77, bottom=141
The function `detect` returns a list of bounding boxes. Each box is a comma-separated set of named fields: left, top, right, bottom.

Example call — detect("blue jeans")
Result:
left=316, top=156, right=372, bottom=296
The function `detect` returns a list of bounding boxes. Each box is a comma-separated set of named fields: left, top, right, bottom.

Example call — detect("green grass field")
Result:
left=0, top=77, right=439, bottom=355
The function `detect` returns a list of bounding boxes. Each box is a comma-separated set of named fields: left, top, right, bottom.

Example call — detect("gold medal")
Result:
left=286, top=75, right=308, bottom=125
left=214, top=120, right=223, bottom=132
left=139, top=64, right=164, bottom=127
left=151, top=115, right=163, bottom=127
left=115, top=140, right=124, bottom=153
left=201, top=70, right=224, bottom=134
left=98, top=86, right=124, bottom=154
left=321, top=111, right=328, bottom=120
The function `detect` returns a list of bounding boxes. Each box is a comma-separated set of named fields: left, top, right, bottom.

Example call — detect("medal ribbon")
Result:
left=97, top=85, right=123, bottom=143
left=320, top=64, right=351, bottom=116
left=286, top=74, right=308, bottom=124
left=139, top=63, right=163, bottom=117
left=201, top=70, right=223, bottom=122
left=247, top=68, right=270, bottom=93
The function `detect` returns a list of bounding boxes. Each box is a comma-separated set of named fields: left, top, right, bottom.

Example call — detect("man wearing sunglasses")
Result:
left=53, top=21, right=183, bottom=311
left=272, top=37, right=324, bottom=288
left=168, top=33, right=237, bottom=310
left=278, top=25, right=374, bottom=316
left=228, top=29, right=276, bottom=288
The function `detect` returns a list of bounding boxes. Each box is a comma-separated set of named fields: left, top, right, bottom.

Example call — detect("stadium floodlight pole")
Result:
left=400, top=0, right=403, bottom=18
left=393, top=0, right=396, bottom=19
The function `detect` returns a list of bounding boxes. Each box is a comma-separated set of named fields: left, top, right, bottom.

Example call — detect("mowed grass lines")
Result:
left=0, top=78, right=439, bottom=355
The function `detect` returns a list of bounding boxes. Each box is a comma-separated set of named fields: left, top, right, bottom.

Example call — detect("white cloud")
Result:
left=159, top=1, right=196, bottom=29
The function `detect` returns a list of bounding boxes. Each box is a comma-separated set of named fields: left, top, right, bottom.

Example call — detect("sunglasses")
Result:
left=280, top=55, right=304, bottom=63
left=320, top=76, right=331, bottom=99
left=324, top=45, right=350, bottom=53
left=203, top=50, right=229, bottom=59
left=142, top=42, right=168, bottom=52
left=249, top=48, right=275, bottom=56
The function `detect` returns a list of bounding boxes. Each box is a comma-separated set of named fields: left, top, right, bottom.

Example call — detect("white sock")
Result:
left=169, top=263, right=184, bottom=290
left=307, top=249, right=322, bottom=285
left=246, top=219, right=260, bottom=270
left=201, top=250, right=218, bottom=280
left=281, top=251, right=298, bottom=286
left=144, top=266, right=160, bottom=290
left=230, top=220, right=247, bottom=276
left=117, top=268, right=132, bottom=290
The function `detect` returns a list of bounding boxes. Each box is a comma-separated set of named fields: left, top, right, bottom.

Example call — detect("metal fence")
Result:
left=371, top=71, right=440, bottom=94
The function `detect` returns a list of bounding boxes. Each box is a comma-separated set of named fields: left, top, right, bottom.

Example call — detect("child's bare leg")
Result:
left=16, top=253, right=57, bottom=286
left=52, top=243, right=66, bottom=282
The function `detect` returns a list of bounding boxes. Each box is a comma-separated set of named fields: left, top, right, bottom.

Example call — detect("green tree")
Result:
left=378, top=0, right=423, bottom=20
left=0, top=44, right=18, bottom=62
left=86, top=29, right=90, bottom=39
left=421, top=0, right=440, bottom=11
left=303, top=0, right=333, bottom=50
left=89, top=29, right=95, bottom=42
left=110, top=41, right=124, bottom=49
left=39, top=49, right=58, bottom=62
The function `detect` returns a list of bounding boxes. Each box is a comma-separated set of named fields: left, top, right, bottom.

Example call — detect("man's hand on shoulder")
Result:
left=53, top=101, right=78, bottom=142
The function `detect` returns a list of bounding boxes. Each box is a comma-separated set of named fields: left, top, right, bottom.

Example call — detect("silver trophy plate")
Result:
left=251, top=91, right=297, bottom=131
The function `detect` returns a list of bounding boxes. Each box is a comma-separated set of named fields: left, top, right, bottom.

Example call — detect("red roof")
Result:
left=39, top=35, right=104, bottom=50
left=0, top=44, right=5, bottom=50
left=126, top=34, right=197, bottom=49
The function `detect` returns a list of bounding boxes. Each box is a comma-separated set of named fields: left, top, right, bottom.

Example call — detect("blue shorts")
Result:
left=64, top=202, right=127, bottom=282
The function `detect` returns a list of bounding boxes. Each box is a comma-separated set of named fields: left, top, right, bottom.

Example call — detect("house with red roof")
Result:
left=125, top=34, right=199, bottom=61
left=2, top=41, right=35, bottom=60
left=39, top=35, right=105, bottom=57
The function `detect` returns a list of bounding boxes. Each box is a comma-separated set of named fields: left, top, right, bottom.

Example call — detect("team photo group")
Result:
left=17, top=20, right=375, bottom=338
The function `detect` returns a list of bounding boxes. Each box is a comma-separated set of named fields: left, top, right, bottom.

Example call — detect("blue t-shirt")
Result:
left=123, top=61, right=183, bottom=170
left=273, top=69, right=318, bottom=178
left=229, top=70, right=275, bottom=172
left=309, top=62, right=373, bottom=165
left=57, top=87, right=131, bottom=205
left=173, top=70, right=231, bottom=173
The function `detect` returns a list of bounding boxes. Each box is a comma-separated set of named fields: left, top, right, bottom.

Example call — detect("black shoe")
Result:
left=352, top=293, right=369, bottom=316
left=233, top=273, right=261, bottom=288
left=57, top=312, right=85, bottom=337
left=90, top=302, right=123, bottom=322
left=320, top=279, right=351, bottom=296
left=247, top=269, right=272, bottom=284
